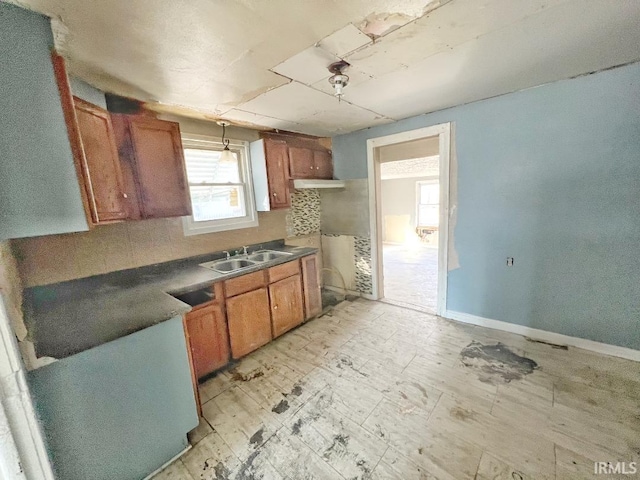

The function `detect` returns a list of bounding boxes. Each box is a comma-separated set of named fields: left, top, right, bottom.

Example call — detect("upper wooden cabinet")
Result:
left=263, top=138, right=291, bottom=209
left=256, top=133, right=333, bottom=211
left=288, top=146, right=314, bottom=178
left=111, top=114, right=192, bottom=220
left=289, top=145, right=333, bottom=180
left=73, top=97, right=129, bottom=223
left=312, top=149, right=333, bottom=179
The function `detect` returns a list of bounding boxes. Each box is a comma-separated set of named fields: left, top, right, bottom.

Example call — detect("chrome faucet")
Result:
left=242, top=246, right=249, bottom=256
left=223, top=251, right=231, bottom=260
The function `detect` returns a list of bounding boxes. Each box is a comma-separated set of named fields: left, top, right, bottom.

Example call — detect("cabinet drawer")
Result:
left=224, top=270, right=267, bottom=298
left=268, top=260, right=300, bottom=283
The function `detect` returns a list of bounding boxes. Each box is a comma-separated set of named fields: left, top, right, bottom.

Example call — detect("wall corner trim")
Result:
left=442, top=310, right=640, bottom=362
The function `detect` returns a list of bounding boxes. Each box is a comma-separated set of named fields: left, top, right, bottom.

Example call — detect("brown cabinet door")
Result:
left=127, top=117, right=192, bottom=218
left=270, top=274, right=304, bottom=338
left=110, top=114, right=142, bottom=219
left=263, top=138, right=290, bottom=209
left=288, top=146, right=315, bottom=179
left=226, top=288, right=272, bottom=359
left=73, top=98, right=128, bottom=223
left=184, top=302, right=230, bottom=379
left=301, top=254, right=322, bottom=320
left=313, top=149, right=333, bottom=179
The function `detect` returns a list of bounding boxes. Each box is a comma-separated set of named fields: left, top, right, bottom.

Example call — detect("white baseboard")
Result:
left=443, top=310, right=640, bottom=362
left=323, top=285, right=362, bottom=297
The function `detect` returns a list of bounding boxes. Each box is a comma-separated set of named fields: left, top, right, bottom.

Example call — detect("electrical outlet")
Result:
left=506, top=257, right=514, bottom=266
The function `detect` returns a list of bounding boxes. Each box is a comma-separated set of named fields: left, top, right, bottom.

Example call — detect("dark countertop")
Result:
left=23, top=240, right=318, bottom=360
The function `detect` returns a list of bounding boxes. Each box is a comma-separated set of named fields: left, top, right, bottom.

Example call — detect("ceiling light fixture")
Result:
left=328, top=60, right=350, bottom=102
left=217, top=121, right=235, bottom=164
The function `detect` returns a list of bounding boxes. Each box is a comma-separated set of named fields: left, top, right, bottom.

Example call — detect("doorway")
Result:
left=367, top=124, right=451, bottom=315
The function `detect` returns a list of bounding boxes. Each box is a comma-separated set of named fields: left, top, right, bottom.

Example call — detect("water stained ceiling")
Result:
left=10, top=0, right=640, bottom=136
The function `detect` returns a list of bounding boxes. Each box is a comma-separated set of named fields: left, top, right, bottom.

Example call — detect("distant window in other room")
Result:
left=181, top=135, right=258, bottom=235
left=417, top=181, right=439, bottom=227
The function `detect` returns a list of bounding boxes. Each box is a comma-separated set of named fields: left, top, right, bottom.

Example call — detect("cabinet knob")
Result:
left=273, top=193, right=277, bottom=197
left=310, top=166, right=313, bottom=169
left=122, top=193, right=128, bottom=198
left=274, top=305, right=278, bottom=310
left=316, top=166, right=320, bottom=170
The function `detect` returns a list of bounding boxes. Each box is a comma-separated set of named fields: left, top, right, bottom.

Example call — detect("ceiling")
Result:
left=10, top=0, right=640, bottom=136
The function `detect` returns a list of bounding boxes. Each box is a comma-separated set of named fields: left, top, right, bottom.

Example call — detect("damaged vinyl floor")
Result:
left=153, top=299, right=640, bottom=480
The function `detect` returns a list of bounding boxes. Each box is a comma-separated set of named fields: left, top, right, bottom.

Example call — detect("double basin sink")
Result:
left=199, top=250, right=292, bottom=274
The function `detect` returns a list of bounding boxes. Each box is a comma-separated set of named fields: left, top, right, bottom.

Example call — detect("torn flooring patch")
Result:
left=459, top=341, right=538, bottom=384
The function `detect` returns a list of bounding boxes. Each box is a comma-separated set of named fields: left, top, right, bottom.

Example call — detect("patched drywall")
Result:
left=321, top=235, right=356, bottom=293
left=319, top=179, right=370, bottom=236
left=331, top=61, right=640, bottom=351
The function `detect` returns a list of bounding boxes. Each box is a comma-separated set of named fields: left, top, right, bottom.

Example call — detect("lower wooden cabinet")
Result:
left=270, top=274, right=304, bottom=338
left=301, top=254, right=322, bottom=319
left=183, top=256, right=321, bottom=386
left=184, top=302, right=229, bottom=380
left=226, top=287, right=273, bottom=359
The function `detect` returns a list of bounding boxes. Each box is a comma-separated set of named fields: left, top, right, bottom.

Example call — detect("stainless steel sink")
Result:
left=199, top=258, right=257, bottom=273
left=248, top=250, right=293, bottom=262
left=199, top=249, right=292, bottom=273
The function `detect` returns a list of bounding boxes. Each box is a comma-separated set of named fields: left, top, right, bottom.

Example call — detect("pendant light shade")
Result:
left=219, top=147, right=236, bottom=164
left=217, top=121, right=236, bottom=164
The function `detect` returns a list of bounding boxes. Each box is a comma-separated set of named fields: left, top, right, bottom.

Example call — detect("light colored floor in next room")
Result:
left=383, top=243, right=438, bottom=312
left=154, top=299, right=640, bottom=480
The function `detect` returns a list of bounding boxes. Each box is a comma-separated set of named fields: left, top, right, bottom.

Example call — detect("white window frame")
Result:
left=416, top=179, right=440, bottom=227
left=181, top=133, right=258, bottom=235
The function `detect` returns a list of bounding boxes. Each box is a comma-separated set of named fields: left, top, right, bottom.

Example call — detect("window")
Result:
left=181, top=134, right=258, bottom=235
left=417, top=181, right=439, bottom=227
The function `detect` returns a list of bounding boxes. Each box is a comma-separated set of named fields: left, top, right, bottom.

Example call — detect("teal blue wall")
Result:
left=332, top=62, right=640, bottom=350
left=28, top=317, right=198, bottom=480
left=0, top=3, right=88, bottom=240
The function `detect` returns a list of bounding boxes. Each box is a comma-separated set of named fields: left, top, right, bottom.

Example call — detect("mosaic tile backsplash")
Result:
left=287, top=189, right=321, bottom=237
left=354, top=236, right=373, bottom=295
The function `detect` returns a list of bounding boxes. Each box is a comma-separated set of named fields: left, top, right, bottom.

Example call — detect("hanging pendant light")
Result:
left=217, top=121, right=236, bottom=164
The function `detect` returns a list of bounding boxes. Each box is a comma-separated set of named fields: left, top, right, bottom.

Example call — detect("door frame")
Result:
left=366, top=123, right=451, bottom=316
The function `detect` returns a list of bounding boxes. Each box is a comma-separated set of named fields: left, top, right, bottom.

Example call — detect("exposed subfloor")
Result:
left=154, top=299, right=640, bottom=480
left=383, top=243, right=438, bottom=313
